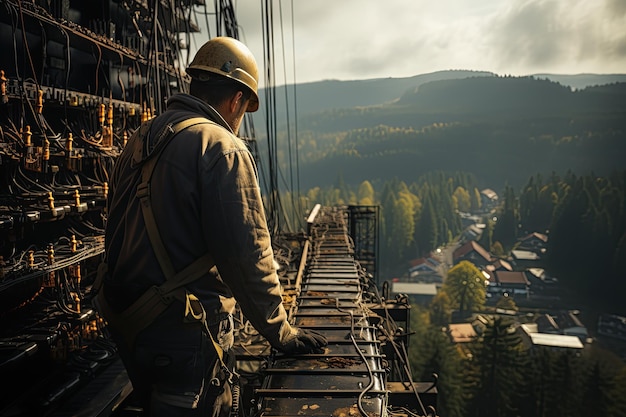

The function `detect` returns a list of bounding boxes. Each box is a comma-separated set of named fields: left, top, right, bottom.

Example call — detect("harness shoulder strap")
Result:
left=95, top=116, right=218, bottom=349
left=136, top=117, right=213, bottom=279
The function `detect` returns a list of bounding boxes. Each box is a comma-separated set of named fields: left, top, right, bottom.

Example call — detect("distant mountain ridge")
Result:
left=256, top=71, right=626, bottom=120
left=531, top=73, right=626, bottom=90
left=395, top=76, right=626, bottom=116
left=253, top=73, right=626, bottom=192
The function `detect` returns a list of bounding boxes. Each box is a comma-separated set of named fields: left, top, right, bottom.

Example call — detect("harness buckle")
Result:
left=136, top=182, right=150, bottom=200
left=152, top=285, right=173, bottom=304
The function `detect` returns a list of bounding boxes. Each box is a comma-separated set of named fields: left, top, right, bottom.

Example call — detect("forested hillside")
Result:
left=296, top=170, right=626, bottom=313
left=263, top=74, right=626, bottom=417
left=258, top=70, right=495, bottom=117
left=260, top=75, right=626, bottom=192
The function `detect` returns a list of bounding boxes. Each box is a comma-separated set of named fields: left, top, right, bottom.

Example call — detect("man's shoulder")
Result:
left=197, top=124, right=248, bottom=157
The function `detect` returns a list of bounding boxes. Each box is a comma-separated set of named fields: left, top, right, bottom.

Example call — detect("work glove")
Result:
left=279, top=328, right=328, bottom=355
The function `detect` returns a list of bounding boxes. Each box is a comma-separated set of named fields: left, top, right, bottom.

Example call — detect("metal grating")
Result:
left=257, top=207, right=388, bottom=417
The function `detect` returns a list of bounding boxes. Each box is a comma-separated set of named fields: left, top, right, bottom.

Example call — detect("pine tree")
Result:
left=443, top=261, right=487, bottom=315
left=467, top=316, right=528, bottom=417
left=492, top=185, right=519, bottom=250
left=415, top=193, right=438, bottom=257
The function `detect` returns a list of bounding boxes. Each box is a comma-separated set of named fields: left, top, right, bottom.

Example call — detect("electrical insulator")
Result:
left=22, top=125, right=32, bottom=146
left=43, top=138, right=50, bottom=173
left=66, top=132, right=73, bottom=151
left=28, top=250, right=34, bottom=268
left=99, top=103, right=106, bottom=125
left=147, top=107, right=152, bottom=120
left=47, top=191, right=55, bottom=210
left=107, top=103, right=113, bottom=126
left=47, top=244, right=55, bottom=265
left=72, top=292, right=81, bottom=313
left=74, top=189, right=81, bottom=206
left=103, top=182, right=109, bottom=199
left=43, top=138, right=50, bottom=161
left=66, top=133, right=76, bottom=170
left=123, top=130, right=128, bottom=147
left=36, top=89, right=43, bottom=114
left=129, top=106, right=136, bottom=116
left=70, top=235, right=77, bottom=253
left=102, top=125, right=113, bottom=148
left=73, top=264, right=81, bottom=286
left=1, top=69, right=7, bottom=103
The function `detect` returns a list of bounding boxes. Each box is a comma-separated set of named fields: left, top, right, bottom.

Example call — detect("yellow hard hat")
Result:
left=187, top=37, right=259, bottom=112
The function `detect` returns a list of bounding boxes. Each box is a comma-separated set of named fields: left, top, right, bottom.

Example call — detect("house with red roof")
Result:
left=408, top=257, right=442, bottom=282
left=480, top=188, right=499, bottom=212
left=511, top=249, right=543, bottom=269
left=453, top=240, right=493, bottom=267
left=535, top=311, right=588, bottom=342
left=485, top=258, right=513, bottom=272
left=517, top=232, right=548, bottom=254
left=484, top=270, right=530, bottom=298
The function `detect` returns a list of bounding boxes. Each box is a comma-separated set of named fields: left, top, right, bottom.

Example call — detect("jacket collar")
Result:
left=166, top=94, right=233, bottom=134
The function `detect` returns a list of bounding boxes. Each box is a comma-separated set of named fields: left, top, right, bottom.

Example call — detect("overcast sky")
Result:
left=191, top=0, right=626, bottom=86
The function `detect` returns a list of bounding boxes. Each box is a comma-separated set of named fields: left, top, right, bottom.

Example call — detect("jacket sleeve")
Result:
left=201, top=137, right=297, bottom=348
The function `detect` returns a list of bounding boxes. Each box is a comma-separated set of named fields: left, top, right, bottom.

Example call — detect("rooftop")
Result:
left=528, top=332, right=584, bottom=349
left=453, top=240, right=492, bottom=263
left=448, top=323, right=478, bottom=343
left=392, top=282, right=438, bottom=296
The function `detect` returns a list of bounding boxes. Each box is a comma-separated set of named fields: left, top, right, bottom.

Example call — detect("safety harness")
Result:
left=93, top=117, right=236, bottom=389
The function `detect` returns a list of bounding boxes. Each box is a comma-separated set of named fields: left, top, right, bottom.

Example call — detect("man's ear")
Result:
left=229, top=91, right=244, bottom=113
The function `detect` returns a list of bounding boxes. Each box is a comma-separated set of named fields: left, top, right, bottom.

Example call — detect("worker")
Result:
left=98, top=37, right=327, bottom=416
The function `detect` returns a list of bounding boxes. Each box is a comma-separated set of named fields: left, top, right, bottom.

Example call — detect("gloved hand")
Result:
left=279, top=328, right=327, bottom=355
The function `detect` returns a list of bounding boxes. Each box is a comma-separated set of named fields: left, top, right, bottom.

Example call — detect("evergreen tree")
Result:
left=453, top=186, right=472, bottom=213
left=437, top=338, right=471, bottom=417
left=609, top=366, right=626, bottom=417
left=467, top=316, right=528, bottom=417
left=490, top=241, right=505, bottom=258
left=380, top=182, right=397, bottom=272
left=548, top=176, right=590, bottom=289
left=478, top=218, right=494, bottom=251
left=357, top=180, right=375, bottom=205
left=494, top=294, right=518, bottom=311
left=471, top=187, right=482, bottom=213
left=443, top=261, right=487, bottom=315
left=430, top=291, right=453, bottom=326
left=415, top=193, right=438, bottom=257
left=492, top=185, right=519, bottom=250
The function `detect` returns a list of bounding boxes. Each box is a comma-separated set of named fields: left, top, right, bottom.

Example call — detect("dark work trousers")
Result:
left=111, top=304, right=235, bottom=417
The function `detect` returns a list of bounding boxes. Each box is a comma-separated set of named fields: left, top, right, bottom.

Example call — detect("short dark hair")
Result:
left=190, top=75, right=252, bottom=109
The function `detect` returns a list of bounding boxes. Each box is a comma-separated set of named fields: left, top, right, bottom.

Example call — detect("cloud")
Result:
left=488, top=1, right=566, bottom=68
left=607, top=0, right=626, bottom=16
left=286, top=0, right=482, bottom=81
left=485, top=0, right=626, bottom=74
left=195, top=0, right=626, bottom=86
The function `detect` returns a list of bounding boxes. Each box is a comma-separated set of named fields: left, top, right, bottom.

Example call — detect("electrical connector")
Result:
left=99, top=103, right=106, bottom=126
left=0, top=69, right=7, bottom=103
left=47, top=244, right=55, bottom=265
left=36, top=89, right=43, bottom=114
left=73, top=189, right=88, bottom=213
left=48, top=191, right=55, bottom=210
left=22, top=125, right=32, bottom=147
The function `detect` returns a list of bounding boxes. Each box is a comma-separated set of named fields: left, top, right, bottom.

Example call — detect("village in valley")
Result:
left=389, top=188, right=626, bottom=361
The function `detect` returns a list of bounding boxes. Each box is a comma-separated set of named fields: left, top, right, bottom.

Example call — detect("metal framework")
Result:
left=346, top=205, right=380, bottom=286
